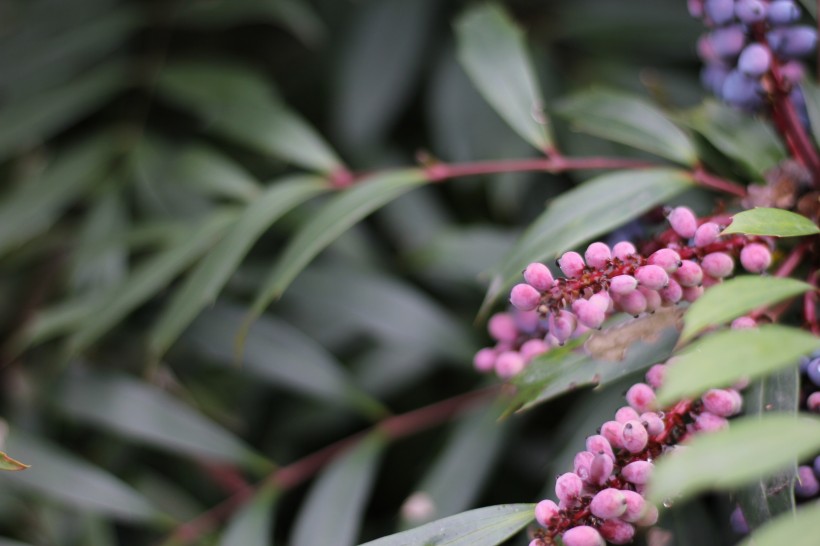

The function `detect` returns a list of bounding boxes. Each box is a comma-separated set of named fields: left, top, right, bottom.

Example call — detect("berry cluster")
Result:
left=529, top=359, right=745, bottom=546
left=796, top=350, right=820, bottom=500
left=689, top=0, right=816, bottom=112
left=474, top=206, right=773, bottom=378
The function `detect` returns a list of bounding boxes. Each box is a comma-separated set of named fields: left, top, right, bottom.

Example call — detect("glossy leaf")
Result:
left=54, top=371, right=269, bottom=471
left=250, top=168, right=427, bottom=311
left=358, top=504, right=535, bottom=546
left=289, top=433, right=385, bottom=546
left=219, top=484, right=278, bottom=546
left=0, top=452, right=28, bottom=472
left=67, top=210, right=237, bottom=354
left=649, top=415, right=820, bottom=506
left=149, top=176, right=329, bottom=357
left=0, top=431, right=162, bottom=523
left=455, top=4, right=553, bottom=151
left=739, top=500, right=820, bottom=546
left=657, top=325, right=820, bottom=406
left=482, top=168, right=693, bottom=314
left=555, top=88, right=697, bottom=165
left=680, top=276, right=813, bottom=343
left=721, top=208, right=820, bottom=237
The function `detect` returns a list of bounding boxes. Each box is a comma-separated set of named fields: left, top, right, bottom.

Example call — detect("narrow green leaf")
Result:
left=649, top=415, right=820, bottom=506
left=54, top=371, right=269, bottom=471
left=358, top=504, right=535, bottom=546
left=70, top=188, right=129, bottom=293
left=740, top=500, right=820, bottom=546
left=455, top=4, right=553, bottom=151
left=555, top=88, right=697, bottom=165
left=721, top=208, right=820, bottom=237
left=656, top=325, right=820, bottom=406
left=219, top=484, right=278, bottom=546
left=67, top=210, right=237, bottom=354
left=737, top=367, right=800, bottom=531
left=680, top=276, right=813, bottom=343
left=0, top=452, right=28, bottom=471
left=0, top=539, right=35, bottom=546
left=171, top=144, right=263, bottom=203
left=149, top=176, right=329, bottom=357
left=482, top=168, right=693, bottom=314
left=289, top=434, right=385, bottom=546
left=250, top=168, right=427, bottom=311
left=801, top=72, right=820, bottom=150
left=0, top=431, right=163, bottom=523
left=156, top=62, right=342, bottom=173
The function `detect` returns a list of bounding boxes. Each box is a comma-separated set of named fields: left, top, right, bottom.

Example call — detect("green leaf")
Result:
left=170, top=144, right=263, bottom=203
left=0, top=539, right=35, bottom=546
left=656, top=325, right=820, bottom=406
left=0, top=452, right=28, bottom=471
left=54, top=371, right=269, bottom=471
left=737, top=367, right=800, bottom=531
left=649, top=414, right=820, bottom=507
left=156, top=62, right=342, bottom=173
left=0, top=431, right=163, bottom=523
left=289, top=433, right=385, bottom=546
left=680, top=276, right=813, bottom=343
left=455, top=4, right=553, bottom=152
left=250, top=168, right=427, bottom=311
left=219, top=484, right=278, bottom=546
left=149, top=176, right=329, bottom=357
left=740, top=500, right=820, bottom=546
left=555, top=88, right=697, bottom=165
left=358, top=504, right=535, bottom=546
left=67, top=210, right=237, bottom=354
left=721, top=208, right=820, bottom=237
left=482, top=168, right=693, bottom=314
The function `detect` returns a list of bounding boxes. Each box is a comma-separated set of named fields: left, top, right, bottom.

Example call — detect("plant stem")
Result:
left=692, top=166, right=748, bottom=197
left=423, top=156, right=658, bottom=181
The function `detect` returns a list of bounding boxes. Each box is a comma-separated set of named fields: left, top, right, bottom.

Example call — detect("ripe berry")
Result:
left=562, top=526, right=605, bottom=546
left=740, top=243, right=772, bottom=273
left=795, top=465, right=820, bottom=497
left=769, top=26, right=818, bottom=59
left=806, top=357, right=820, bottom=386
left=705, top=0, right=736, bottom=25
left=768, top=1, right=801, bottom=25
left=524, top=262, right=554, bottom=291
left=735, top=0, right=767, bottom=23
left=738, top=43, right=771, bottom=77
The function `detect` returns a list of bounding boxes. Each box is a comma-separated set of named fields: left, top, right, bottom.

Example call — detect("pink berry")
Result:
left=639, top=286, right=662, bottom=314
left=585, top=242, right=612, bottom=268
left=648, top=248, right=682, bottom=273
left=610, top=275, right=638, bottom=296
left=636, top=503, right=659, bottom=526
left=635, top=265, right=669, bottom=290
left=694, top=221, right=722, bottom=247
left=495, top=351, right=526, bottom=378
left=659, top=278, right=683, bottom=304
left=620, top=490, right=647, bottom=523
left=807, top=392, right=820, bottom=412
left=574, top=451, right=595, bottom=481
left=589, top=291, right=612, bottom=312
left=668, top=206, right=698, bottom=238
left=675, top=260, right=704, bottom=287
left=695, top=411, right=729, bottom=432
left=586, top=434, right=616, bottom=460
left=562, top=526, right=605, bottom=546
left=601, top=421, right=625, bottom=448
left=549, top=310, right=577, bottom=345
left=621, top=420, right=649, bottom=453
left=520, top=339, right=550, bottom=362
left=535, top=499, right=560, bottom=527
left=558, top=251, right=586, bottom=278
left=473, top=348, right=497, bottom=372
left=555, top=472, right=584, bottom=505
left=524, top=262, right=554, bottom=291
left=590, top=488, right=627, bottom=519
left=682, top=285, right=704, bottom=302
left=622, top=460, right=653, bottom=484
left=646, top=364, right=667, bottom=389
left=488, top=313, right=518, bottom=341
left=702, top=389, right=742, bottom=417
left=626, top=383, right=657, bottom=413
left=616, top=290, right=647, bottom=317
left=510, top=283, right=541, bottom=311
left=701, top=252, right=735, bottom=278
left=573, top=299, right=606, bottom=329
left=740, top=243, right=772, bottom=273
left=615, top=406, right=640, bottom=423
left=599, top=519, right=635, bottom=544
left=731, top=316, right=757, bottom=329
left=640, top=412, right=665, bottom=437
left=516, top=310, right=540, bottom=332
left=589, top=452, right=614, bottom=486
left=612, top=241, right=637, bottom=260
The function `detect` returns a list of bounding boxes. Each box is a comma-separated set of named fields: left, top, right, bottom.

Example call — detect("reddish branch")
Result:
left=423, top=156, right=658, bottom=181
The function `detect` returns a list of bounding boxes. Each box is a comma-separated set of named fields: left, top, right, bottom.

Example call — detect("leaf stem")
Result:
left=423, top=156, right=658, bottom=181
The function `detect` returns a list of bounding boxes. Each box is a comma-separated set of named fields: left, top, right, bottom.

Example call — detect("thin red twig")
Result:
left=424, top=156, right=658, bottom=182
left=692, top=166, right=748, bottom=198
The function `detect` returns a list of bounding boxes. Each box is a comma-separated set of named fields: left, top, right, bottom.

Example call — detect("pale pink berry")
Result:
left=740, top=243, right=772, bottom=273
left=626, top=383, right=657, bottom=413
left=610, top=275, right=638, bottom=296
left=702, top=389, right=742, bottom=416
left=615, top=406, right=640, bottom=423
left=635, top=265, right=669, bottom=290
left=589, top=291, right=612, bottom=312
left=599, top=519, right=636, bottom=544
left=520, top=339, right=550, bottom=362
left=562, top=526, right=605, bottom=546
left=612, top=241, right=637, bottom=260
left=659, top=278, right=683, bottom=304
left=622, top=420, right=649, bottom=453
left=701, top=252, right=734, bottom=278
left=590, top=488, right=627, bottom=519
left=639, top=287, right=661, bottom=314
left=620, top=490, right=647, bottom=523
left=616, top=290, right=647, bottom=316
left=495, top=351, right=526, bottom=378
left=529, top=540, right=543, bottom=546
left=510, top=283, right=541, bottom=311
left=558, top=251, right=586, bottom=278
left=488, top=313, right=518, bottom=341
left=808, top=392, right=820, bottom=412
left=549, top=310, right=577, bottom=345
left=648, top=248, right=682, bottom=273
left=641, top=412, right=665, bottom=436
left=646, top=364, right=667, bottom=389
left=573, top=299, right=606, bottom=329
left=586, top=434, right=615, bottom=460
left=589, top=452, right=614, bottom=486
left=695, top=411, right=729, bottom=432
left=636, top=503, right=659, bottom=526
left=668, top=206, right=698, bottom=238
left=555, top=472, right=584, bottom=505
left=601, top=420, right=625, bottom=448
left=622, top=460, right=653, bottom=484
left=473, top=348, right=496, bottom=372
left=535, top=499, right=560, bottom=527
left=516, top=310, right=540, bottom=332
left=574, top=451, right=595, bottom=481
left=675, top=260, right=704, bottom=287
left=694, top=221, right=722, bottom=247
left=682, top=285, right=704, bottom=302
left=524, top=262, right=554, bottom=291
left=585, top=242, right=612, bottom=268
left=731, top=316, right=757, bottom=329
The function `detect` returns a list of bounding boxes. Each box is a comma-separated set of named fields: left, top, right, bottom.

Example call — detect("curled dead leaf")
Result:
left=584, top=306, right=684, bottom=361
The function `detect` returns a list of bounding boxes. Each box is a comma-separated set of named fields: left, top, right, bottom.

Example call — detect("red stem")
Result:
left=692, top=166, right=747, bottom=198
left=806, top=269, right=819, bottom=335
left=423, top=156, right=658, bottom=181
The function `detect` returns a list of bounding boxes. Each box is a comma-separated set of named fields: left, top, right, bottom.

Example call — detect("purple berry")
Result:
left=740, top=243, right=772, bottom=273
left=646, top=364, right=667, bottom=389
left=648, top=248, right=682, bottom=274
left=701, top=64, right=731, bottom=95
left=711, top=26, right=747, bottom=59
left=555, top=472, right=584, bottom=506
left=705, top=0, right=736, bottom=25
left=694, top=221, right=722, bottom=247
left=668, top=206, right=699, bottom=238
left=780, top=60, right=805, bottom=84
left=622, top=420, right=649, bottom=453
left=635, top=265, right=669, bottom=290
left=495, top=351, right=526, bottom=378
left=807, top=357, right=820, bottom=386
left=562, top=526, right=605, bottom=546
left=730, top=505, right=749, bottom=534
left=535, top=499, right=559, bottom=527
left=701, top=252, right=735, bottom=278
left=626, top=383, right=657, bottom=413
left=599, top=519, right=635, bottom=545
left=473, top=348, right=496, bottom=372
left=795, top=465, right=820, bottom=497
left=622, top=460, right=654, bottom=484
left=488, top=313, right=518, bottom=341
left=585, top=242, right=611, bottom=269
left=612, top=241, right=637, bottom=260
left=558, top=251, right=586, bottom=278
left=549, top=310, right=577, bottom=345
left=590, top=488, right=627, bottom=519
left=769, top=26, right=818, bottom=59
left=722, top=69, right=764, bottom=110
left=768, top=1, right=801, bottom=25
left=814, top=455, right=820, bottom=478
left=688, top=0, right=705, bottom=18
left=738, top=44, right=772, bottom=77
left=735, top=0, right=767, bottom=23
left=524, top=262, right=554, bottom=291
left=510, top=283, right=541, bottom=311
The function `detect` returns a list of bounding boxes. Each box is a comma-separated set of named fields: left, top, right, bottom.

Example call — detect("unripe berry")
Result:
left=589, top=291, right=612, bottom=313
left=615, top=406, right=640, bottom=423
left=626, top=383, right=656, bottom=413
left=524, top=262, right=554, bottom=291
left=610, top=275, right=638, bottom=296
left=510, top=283, right=541, bottom=311
left=738, top=43, right=772, bottom=77
left=622, top=460, right=654, bottom=484
left=702, top=252, right=735, bottom=278
left=675, top=260, right=704, bottom=287
left=473, top=348, right=496, bottom=372
left=740, top=243, right=772, bottom=273
left=641, top=411, right=666, bottom=436
left=586, top=434, right=616, bottom=461
left=585, top=242, right=611, bottom=269
left=549, top=310, right=577, bottom=345
left=636, top=503, right=659, bottom=526
left=495, top=351, right=526, bottom=378
left=622, top=420, right=649, bottom=453
left=601, top=420, right=625, bottom=448
left=520, top=339, right=550, bottom=362
left=555, top=472, right=584, bottom=506
left=795, top=465, right=820, bottom=497
left=573, top=451, right=595, bottom=481
left=648, top=248, right=682, bottom=274
left=683, top=285, right=704, bottom=302
left=589, top=452, right=615, bottom=486
left=695, top=411, right=729, bottom=432
left=620, top=490, right=647, bottom=523
left=667, top=206, right=698, bottom=238
left=636, top=265, right=669, bottom=290
left=807, top=391, right=820, bottom=412
left=694, top=221, right=721, bottom=247
left=558, top=251, right=586, bottom=278
left=562, top=526, right=605, bottom=546
left=731, top=505, right=749, bottom=534
left=639, top=286, right=662, bottom=314
left=731, top=316, right=757, bottom=329
left=612, top=241, right=637, bottom=260
left=573, top=298, right=606, bottom=329
left=590, top=488, right=628, bottom=519
left=516, top=310, right=540, bottom=333
left=599, top=519, right=635, bottom=544
left=660, top=278, right=683, bottom=304
left=534, top=499, right=560, bottom=527
left=702, top=388, right=743, bottom=417
left=646, top=364, right=667, bottom=389
left=488, top=313, right=518, bottom=341
left=616, top=290, right=647, bottom=317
